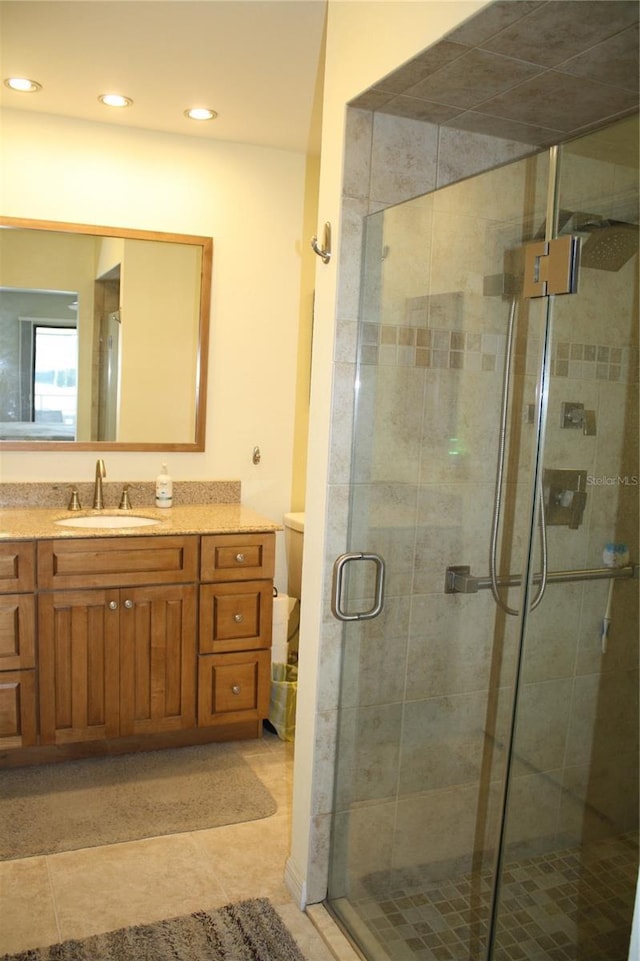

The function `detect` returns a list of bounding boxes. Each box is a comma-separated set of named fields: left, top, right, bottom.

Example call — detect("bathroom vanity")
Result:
left=0, top=504, right=277, bottom=766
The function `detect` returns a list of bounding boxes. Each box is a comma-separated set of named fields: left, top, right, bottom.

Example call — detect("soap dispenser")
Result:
left=155, top=463, right=173, bottom=508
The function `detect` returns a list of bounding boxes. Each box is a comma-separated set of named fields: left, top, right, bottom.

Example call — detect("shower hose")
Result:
left=489, top=297, right=548, bottom=615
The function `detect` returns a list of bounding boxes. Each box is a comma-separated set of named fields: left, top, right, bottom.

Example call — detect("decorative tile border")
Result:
left=360, top=324, right=506, bottom=372
left=359, top=300, right=638, bottom=383
left=552, top=342, right=638, bottom=383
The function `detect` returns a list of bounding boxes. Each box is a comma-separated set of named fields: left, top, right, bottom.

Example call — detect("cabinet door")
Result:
left=119, top=584, right=197, bottom=736
left=0, top=594, right=35, bottom=670
left=199, top=581, right=273, bottom=654
left=38, top=589, right=120, bottom=744
left=0, top=541, right=35, bottom=593
left=198, top=650, right=270, bottom=727
left=0, top=594, right=36, bottom=749
left=0, top=670, right=36, bottom=748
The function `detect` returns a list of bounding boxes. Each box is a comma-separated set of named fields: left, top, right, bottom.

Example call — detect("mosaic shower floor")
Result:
left=344, top=833, right=638, bottom=961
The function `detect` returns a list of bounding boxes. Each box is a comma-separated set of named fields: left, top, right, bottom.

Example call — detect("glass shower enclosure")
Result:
left=326, top=115, right=639, bottom=961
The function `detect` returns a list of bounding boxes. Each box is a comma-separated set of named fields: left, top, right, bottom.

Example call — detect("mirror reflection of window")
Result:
left=33, top=325, right=78, bottom=438
left=0, top=288, right=78, bottom=440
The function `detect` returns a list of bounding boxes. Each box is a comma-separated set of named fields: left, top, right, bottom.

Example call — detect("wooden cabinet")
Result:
left=0, top=542, right=37, bottom=750
left=38, top=583, right=196, bottom=745
left=0, top=527, right=275, bottom=761
left=199, top=533, right=274, bottom=733
left=37, top=537, right=198, bottom=746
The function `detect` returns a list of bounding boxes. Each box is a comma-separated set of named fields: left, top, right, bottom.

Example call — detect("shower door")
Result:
left=326, top=115, right=638, bottom=961
left=490, top=116, right=639, bottom=961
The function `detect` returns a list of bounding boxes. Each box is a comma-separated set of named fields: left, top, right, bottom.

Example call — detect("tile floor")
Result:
left=0, top=731, right=343, bottom=961
left=6, top=734, right=634, bottom=961
left=342, top=832, right=638, bottom=961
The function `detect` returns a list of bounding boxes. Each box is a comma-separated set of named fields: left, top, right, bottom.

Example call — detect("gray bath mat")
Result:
left=0, top=898, right=306, bottom=961
left=0, top=742, right=277, bottom=859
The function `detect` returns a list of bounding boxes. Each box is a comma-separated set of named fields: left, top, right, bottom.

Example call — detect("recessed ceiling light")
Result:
left=98, top=93, right=133, bottom=108
left=184, top=107, right=218, bottom=122
left=4, top=77, right=42, bottom=93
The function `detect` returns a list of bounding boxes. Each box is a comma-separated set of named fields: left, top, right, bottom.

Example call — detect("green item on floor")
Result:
left=269, top=662, right=298, bottom=742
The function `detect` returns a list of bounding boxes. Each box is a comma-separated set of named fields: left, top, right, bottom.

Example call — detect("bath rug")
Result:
left=0, top=898, right=307, bottom=961
left=0, top=742, right=277, bottom=860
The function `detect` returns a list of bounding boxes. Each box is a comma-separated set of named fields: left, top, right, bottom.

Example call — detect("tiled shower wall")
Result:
left=308, top=108, right=638, bottom=904
left=305, top=111, right=538, bottom=903
left=509, top=134, right=639, bottom=856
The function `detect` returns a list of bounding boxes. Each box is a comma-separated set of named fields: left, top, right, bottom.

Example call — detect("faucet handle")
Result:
left=68, top=487, right=82, bottom=511
left=118, top=484, right=133, bottom=510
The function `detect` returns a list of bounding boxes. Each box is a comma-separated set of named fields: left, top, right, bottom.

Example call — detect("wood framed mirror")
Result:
left=0, top=217, right=212, bottom=451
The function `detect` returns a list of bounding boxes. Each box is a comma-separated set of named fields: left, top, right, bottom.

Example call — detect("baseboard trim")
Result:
left=284, top=856, right=307, bottom=910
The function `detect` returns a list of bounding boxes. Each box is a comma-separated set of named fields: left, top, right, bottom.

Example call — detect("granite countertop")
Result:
left=0, top=504, right=281, bottom=541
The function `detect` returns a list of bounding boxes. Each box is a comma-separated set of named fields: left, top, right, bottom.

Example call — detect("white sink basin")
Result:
left=56, top=514, right=161, bottom=529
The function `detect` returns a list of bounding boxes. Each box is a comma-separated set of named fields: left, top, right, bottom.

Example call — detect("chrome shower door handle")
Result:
left=331, top=552, right=386, bottom=622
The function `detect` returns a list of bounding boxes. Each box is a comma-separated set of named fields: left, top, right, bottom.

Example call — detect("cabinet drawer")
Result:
left=200, top=533, right=275, bottom=582
left=0, top=541, right=35, bottom=593
left=199, top=581, right=273, bottom=654
left=198, top=650, right=270, bottom=726
left=0, top=670, right=37, bottom=749
left=0, top=594, right=35, bottom=670
left=38, top=535, right=198, bottom=590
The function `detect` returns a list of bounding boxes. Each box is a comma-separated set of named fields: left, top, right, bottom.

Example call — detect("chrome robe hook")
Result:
left=311, top=222, right=331, bottom=264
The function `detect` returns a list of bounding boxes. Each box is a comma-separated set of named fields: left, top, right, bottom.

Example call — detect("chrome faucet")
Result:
left=93, top=459, right=106, bottom=509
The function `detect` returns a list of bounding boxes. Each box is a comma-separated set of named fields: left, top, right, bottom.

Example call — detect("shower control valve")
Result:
left=543, top=468, right=588, bottom=529
left=561, top=402, right=596, bottom=435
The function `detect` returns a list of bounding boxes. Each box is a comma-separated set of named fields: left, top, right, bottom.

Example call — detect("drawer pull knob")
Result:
left=124, top=599, right=134, bottom=609
left=235, top=553, right=245, bottom=564
left=231, top=684, right=241, bottom=695
left=233, top=613, right=244, bottom=623
left=108, top=600, right=118, bottom=611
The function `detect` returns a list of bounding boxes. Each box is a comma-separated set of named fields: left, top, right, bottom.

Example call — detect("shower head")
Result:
left=579, top=219, right=638, bottom=271
left=533, top=211, right=638, bottom=271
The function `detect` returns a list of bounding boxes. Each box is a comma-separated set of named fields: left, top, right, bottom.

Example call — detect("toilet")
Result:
left=267, top=513, right=305, bottom=740
left=283, top=511, right=305, bottom=601
left=283, top=512, right=304, bottom=663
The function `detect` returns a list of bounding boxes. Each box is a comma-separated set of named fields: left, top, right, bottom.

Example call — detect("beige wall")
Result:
left=0, top=107, right=315, bottom=587
left=289, top=151, right=321, bottom=511
left=117, top=239, right=199, bottom=442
